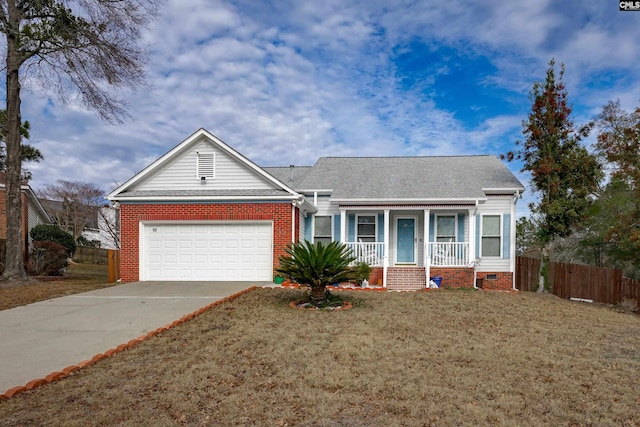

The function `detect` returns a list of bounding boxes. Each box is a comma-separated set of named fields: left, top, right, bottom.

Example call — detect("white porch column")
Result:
left=424, top=209, right=430, bottom=285
left=510, top=195, right=518, bottom=290
left=340, top=208, right=346, bottom=243
left=468, top=208, right=476, bottom=262
left=383, top=209, right=390, bottom=288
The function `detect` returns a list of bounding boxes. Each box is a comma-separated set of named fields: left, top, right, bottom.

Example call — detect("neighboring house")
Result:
left=108, top=128, right=525, bottom=290
left=0, top=172, right=51, bottom=257
left=80, top=205, right=120, bottom=249
left=40, top=199, right=120, bottom=250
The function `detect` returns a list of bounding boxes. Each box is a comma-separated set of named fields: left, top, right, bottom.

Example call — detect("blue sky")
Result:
left=5, top=0, right=640, bottom=217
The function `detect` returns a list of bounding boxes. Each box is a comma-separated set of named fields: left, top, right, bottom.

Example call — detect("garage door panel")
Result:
left=143, top=222, right=273, bottom=281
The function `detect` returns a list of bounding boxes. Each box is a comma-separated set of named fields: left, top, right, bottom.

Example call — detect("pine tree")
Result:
left=504, top=59, right=602, bottom=291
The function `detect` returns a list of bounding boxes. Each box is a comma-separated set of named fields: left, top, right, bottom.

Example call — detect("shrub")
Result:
left=351, top=262, right=372, bottom=285
left=30, top=224, right=76, bottom=256
left=616, top=298, right=638, bottom=314
left=276, top=241, right=356, bottom=305
left=27, top=241, right=69, bottom=276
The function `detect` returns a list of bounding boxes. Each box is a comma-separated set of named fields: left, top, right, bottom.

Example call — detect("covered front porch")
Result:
left=338, top=206, right=478, bottom=289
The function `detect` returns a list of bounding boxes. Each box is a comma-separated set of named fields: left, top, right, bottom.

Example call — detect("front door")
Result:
left=396, top=218, right=415, bottom=263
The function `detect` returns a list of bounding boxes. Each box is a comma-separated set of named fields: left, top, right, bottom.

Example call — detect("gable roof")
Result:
left=107, top=128, right=302, bottom=202
left=0, top=172, right=51, bottom=223
left=291, top=155, right=524, bottom=202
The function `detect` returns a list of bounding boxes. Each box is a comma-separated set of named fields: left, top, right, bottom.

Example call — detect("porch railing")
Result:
left=346, top=242, right=385, bottom=267
left=428, top=242, right=469, bottom=267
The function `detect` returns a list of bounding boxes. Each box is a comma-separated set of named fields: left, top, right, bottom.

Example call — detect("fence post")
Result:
left=108, top=250, right=120, bottom=283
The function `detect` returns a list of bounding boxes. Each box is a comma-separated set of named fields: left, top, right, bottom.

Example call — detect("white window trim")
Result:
left=196, top=152, right=216, bottom=179
left=434, top=213, right=457, bottom=242
left=313, top=215, right=332, bottom=243
left=480, top=213, right=502, bottom=258
left=356, top=213, right=377, bottom=242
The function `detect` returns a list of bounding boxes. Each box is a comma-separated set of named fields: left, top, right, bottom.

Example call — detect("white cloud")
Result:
left=0, top=0, right=636, bottom=219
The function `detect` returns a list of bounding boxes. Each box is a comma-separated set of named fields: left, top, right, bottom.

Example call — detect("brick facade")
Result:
left=429, top=267, right=475, bottom=288
left=475, top=271, right=514, bottom=291
left=119, top=202, right=297, bottom=282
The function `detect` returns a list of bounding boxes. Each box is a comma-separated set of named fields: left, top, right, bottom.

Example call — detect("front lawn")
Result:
left=0, top=263, right=113, bottom=311
left=1, top=289, right=639, bottom=425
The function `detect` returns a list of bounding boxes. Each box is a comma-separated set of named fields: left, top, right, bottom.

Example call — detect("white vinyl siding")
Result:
left=476, top=196, right=512, bottom=272
left=136, top=138, right=276, bottom=191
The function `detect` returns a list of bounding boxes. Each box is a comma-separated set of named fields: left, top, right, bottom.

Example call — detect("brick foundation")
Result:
left=475, top=272, right=514, bottom=290
left=429, top=267, right=475, bottom=288
left=369, top=268, right=383, bottom=286
left=119, top=202, right=297, bottom=282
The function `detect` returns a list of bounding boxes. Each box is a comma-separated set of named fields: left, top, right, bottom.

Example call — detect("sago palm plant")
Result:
left=276, top=240, right=356, bottom=305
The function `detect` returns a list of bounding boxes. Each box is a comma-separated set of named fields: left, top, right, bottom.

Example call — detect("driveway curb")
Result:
left=0, top=286, right=257, bottom=400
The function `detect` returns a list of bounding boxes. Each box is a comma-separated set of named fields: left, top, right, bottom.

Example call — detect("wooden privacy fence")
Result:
left=73, top=246, right=120, bottom=283
left=515, top=256, right=540, bottom=292
left=516, top=256, right=640, bottom=306
left=74, top=246, right=109, bottom=264
left=108, top=250, right=120, bottom=283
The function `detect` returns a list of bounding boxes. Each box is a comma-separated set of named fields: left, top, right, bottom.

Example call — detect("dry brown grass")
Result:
left=0, top=263, right=112, bottom=311
left=1, top=288, right=639, bottom=426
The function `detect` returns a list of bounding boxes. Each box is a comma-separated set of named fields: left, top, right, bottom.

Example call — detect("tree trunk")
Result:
left=537, top=244, right=550, bottom=293
left=310, top=285, right=327, bottom=305
left=2, top=1, right=27, bottom=281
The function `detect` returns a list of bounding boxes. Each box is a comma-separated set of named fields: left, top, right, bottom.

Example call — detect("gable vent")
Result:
left=197, top=152, right=215, bottom=179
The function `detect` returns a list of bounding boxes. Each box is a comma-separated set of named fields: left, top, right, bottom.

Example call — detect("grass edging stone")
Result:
left=0, top=286, right=258, bottom=400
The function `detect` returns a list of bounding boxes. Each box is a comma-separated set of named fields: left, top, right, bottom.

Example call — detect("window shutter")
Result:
left=197, top=153, right=215, bottom=178
left=333, top=214, right=341, bottom=242
left=377, top=213, right=384, bottom=242
left=429, top=213, right=435, bottom=242
left=304, top=216, right=312, bottom=241
left=457, top=213, right=465, bottom=242
left=475, top=215, right=480, bottom=256
left=348, top=214, right=355, bottom=242
left=502, top=214, right=511, bottom=259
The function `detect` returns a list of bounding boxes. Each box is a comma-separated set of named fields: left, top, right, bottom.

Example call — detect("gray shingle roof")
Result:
left=287, top=155, right=523, bottom=200
left=263, top=166, right=312, bottom=185
left=116, top=189, right=294, bottom=198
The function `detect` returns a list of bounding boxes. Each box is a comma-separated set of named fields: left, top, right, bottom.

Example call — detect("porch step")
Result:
left=386, top=267, right=426, bottom=291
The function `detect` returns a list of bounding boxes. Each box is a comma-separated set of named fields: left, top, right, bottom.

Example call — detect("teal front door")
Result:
left=396, top=218, right=415, bottom=263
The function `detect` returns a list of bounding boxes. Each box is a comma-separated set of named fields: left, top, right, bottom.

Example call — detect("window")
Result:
left=314, top=216, right=332, bottom=244
left=357, top=215, right=376, bottom=242
left=436, top=215, right=456, bottom=242
left=481, top=215, right=501, bottom=257
left=197, top=152, right=215, bottom=178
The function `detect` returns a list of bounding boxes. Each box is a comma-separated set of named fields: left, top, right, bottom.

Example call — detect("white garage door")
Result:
left=142, top=222, right=273, bottom=281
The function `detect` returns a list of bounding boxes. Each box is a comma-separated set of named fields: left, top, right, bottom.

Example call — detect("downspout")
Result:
left=292, top=196, right=304, bottom=243
left=511, top=190, right=520, bottom=290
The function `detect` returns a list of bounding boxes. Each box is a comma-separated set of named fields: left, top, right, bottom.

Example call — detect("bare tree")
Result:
left=0, top=0, right=162, bottom=281
left=39, top=179, right=104, bottom=240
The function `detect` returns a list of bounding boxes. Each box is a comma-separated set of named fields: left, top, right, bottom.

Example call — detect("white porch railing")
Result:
left=428, top=242, right=469, bottom=267
left=346, top=242, right=385, bottom=267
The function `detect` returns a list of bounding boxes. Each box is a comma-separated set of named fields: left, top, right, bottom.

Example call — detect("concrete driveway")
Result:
left=0, top=281, right=268, bottom=394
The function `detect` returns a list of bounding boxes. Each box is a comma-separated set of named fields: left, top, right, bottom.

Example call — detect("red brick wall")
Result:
left=476, top=272, right=514, bottom=290
left=429, top=267, right=475, bottom=288
left=369, top=267, right=383, bottom=286
left=428, top=268, right=514, bottom=290
left=119, top=202, right=296, bottom=282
